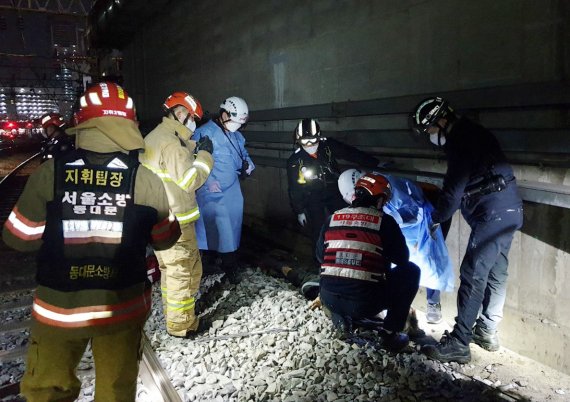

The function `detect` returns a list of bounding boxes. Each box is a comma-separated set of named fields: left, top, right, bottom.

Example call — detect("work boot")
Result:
left=170, top=318, right=210, bottom=339
left=378, top=329, right=409, bottom=352
left=471, top=326, right=500, bottom=352
left=422, top=330, right=471, bottom=364
left=426, top=302, right=443, bottom=324
left=300, top=279, right=320, bottom=301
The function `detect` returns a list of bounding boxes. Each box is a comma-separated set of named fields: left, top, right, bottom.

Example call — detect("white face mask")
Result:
left=302, top=144, right=319, bottom=154
left=429, top=132, right=446, bottom=146
left=224, top=121, right=242, bottom=132
left=185, top=119, right=196, bottom=132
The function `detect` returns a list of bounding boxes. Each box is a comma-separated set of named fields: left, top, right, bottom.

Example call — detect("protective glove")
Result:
left=208, top=180, right=222, bottom=193
left=297, top=213, right=307, bottom=226
left=195, top=135, right=214, bottom=154
left=309, top=296, right=322, bottom=311
left=245, top=161, right=254, bottom=175
left=429, top=223, right=441, bottom=240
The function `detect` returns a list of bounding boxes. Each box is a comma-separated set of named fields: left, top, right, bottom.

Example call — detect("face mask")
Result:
left=185, top=119, right=196, bottom=132
left=303, top=144, right=319, bottom=154
left=429, top=132, right=446, bottom=146
left=225, top=121, right=242, bottom=132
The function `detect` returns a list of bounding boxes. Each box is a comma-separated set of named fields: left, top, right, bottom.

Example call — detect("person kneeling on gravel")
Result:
left=316, top=173, right=420, bottom=352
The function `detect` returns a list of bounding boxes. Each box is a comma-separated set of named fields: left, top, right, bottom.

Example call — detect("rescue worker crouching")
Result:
left=316, top=173, right=421, bottom=352
left=2, top=82, right=181, bottom=401
left=139, top=91, right=214, bottom=338
left=39, top=112, right=74, bottom=162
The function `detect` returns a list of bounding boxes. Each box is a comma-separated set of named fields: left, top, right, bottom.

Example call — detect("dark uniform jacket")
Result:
left=286, top=138, right=378, bottom=214
left=432, top=118, right=522, bottom=226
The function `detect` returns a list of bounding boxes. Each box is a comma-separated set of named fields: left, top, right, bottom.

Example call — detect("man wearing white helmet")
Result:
left=286, top=118, right=381, bottom=271
left=338, top=169, right=454, bottom=324
left=192, top=96, right=255, bottom=284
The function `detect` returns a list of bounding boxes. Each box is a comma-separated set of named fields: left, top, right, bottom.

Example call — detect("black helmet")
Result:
left=411, top=97, right=453, bottom=136
left=294, top=118, right=321, bottom=145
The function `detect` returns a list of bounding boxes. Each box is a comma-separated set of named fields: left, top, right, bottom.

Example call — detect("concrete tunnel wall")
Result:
left=120, top=1, right=570, bottom=373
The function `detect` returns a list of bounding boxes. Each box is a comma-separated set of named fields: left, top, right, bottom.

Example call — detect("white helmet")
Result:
left=338, top=168, right=365, bottom=204
left=220, top=96, right=249, bottom=124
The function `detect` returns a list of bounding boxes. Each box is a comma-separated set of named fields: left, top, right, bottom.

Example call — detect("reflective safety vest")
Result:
left=321, top=207, right=388, bottom=283
left=34, top=150, right=156, bottom=332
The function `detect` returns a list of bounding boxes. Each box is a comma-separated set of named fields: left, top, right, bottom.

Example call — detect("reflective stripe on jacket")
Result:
left=2, top=128, right=180, bottom=337
left=321, top=207, right=388, bottom=283
left=140, top=117, right=213, bottom=226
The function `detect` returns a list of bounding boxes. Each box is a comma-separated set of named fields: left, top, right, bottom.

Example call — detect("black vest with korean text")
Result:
left=321, top=207, right=388, bottom=283
left=38, top=150, right=157, bottom=291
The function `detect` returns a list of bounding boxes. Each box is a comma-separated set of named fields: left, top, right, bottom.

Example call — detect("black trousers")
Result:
left=320, top=262, right=420, bottom=332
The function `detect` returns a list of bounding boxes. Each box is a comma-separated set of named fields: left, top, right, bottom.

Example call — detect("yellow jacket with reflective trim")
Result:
left=139, top=117, right=213, bottom=227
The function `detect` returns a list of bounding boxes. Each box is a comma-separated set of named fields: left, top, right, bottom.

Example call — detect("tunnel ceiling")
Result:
left=88, top=0, right=172, bottom=49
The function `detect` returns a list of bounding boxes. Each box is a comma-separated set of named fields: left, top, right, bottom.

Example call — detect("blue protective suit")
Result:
left=382, top=174, right=454, bottom=292
left=192, top=120, right=255, bottom=252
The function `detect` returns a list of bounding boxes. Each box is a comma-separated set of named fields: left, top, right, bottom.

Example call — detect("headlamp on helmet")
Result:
left=295, top=118, right=321, bottom=145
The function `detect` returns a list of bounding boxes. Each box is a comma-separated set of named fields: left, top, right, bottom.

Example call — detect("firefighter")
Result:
left=316, top=173, right=421, bottom=351
left=338, top=169, right=454, bottom=324
left=2, top=82, right=181, bottom=401
left=412, top=97, right=523, bottom=363
left=140, top=91, right=214, bottom=337
left=39, top=112, right=74, bottom=162
left=286, top=118, right=380, bottom=268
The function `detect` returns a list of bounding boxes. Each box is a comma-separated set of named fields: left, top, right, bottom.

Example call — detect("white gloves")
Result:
left=297, top=213, right=307, bottom=226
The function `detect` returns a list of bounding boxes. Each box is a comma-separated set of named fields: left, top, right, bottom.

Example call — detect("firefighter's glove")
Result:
left=195, top=135, right=214, bottom=154
left=297, top=213, right=307, bottom=227
left=429, top=223, right=440, bottom=240
left=309, top=296, right=322, bottom=310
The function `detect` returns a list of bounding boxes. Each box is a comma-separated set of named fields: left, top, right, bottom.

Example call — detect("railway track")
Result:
left=0, top=155, right=182, bottom=402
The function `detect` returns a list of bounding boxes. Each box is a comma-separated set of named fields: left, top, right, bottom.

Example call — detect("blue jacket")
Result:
left=191, top=120, right=255, bottom=252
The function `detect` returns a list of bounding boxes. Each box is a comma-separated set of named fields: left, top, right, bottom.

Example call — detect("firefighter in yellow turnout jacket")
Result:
left=140, top=91, right=214, bottom=337
left=2, top=82, right=181, bottom=402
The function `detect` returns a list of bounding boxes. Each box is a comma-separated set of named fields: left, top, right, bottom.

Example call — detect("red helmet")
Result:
left=74, top=82, right=137, bottom=125
left=163, top=91, right=203, bottom=120
left=40, top=113, right=66, bottom=129
left=355, top=173, right=392, bottom=202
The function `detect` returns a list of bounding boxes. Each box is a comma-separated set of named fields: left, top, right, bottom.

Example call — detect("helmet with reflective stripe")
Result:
left=338, top=168, right=365, bottom=204
left=164, top=91, right=204, bottom=120
left=294, top=118, right=321, bottom=144
left=411, top=97, right=453, bottom=136
left=220, top=96, right=249, bottom=124
left=40, top=112, right=65, bottom=129
left=74, top=82, right=136, bottom=125
left=355, top=173, right=392, bottom=204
